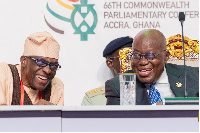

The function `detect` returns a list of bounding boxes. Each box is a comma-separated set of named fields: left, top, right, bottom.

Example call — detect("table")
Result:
left=0, top=105, right=198, bottom=132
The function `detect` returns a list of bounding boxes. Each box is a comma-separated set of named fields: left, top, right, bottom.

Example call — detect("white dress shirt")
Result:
left=155, top=67, right=175, bottom=99
left=147, top=67, right=175, bottom=105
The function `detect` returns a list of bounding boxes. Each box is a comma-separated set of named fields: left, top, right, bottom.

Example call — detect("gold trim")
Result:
left=119, top=48, right=132, bottom=73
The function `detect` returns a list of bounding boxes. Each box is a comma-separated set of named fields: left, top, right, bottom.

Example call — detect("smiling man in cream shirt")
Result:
left=0, top=31, right=64, bottom=105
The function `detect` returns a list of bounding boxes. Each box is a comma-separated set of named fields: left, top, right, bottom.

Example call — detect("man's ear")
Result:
left=164, top=50, right=170, bottom=64
left=20, top=56, right=27, bottom=67
left=106, top=58, right=114, bottom=70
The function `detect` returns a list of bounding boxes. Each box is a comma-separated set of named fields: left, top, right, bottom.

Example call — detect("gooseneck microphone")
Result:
left=179, top=12, right=187, bottom=97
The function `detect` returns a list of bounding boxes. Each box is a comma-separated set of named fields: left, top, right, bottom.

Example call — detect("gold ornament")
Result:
left=176, top=82, right=182, bottom=88
left=166, top=34, right=199, bottom=61
left=100, top=88, right=104, bottom=91
left=119, top=48, right=132, bottom=73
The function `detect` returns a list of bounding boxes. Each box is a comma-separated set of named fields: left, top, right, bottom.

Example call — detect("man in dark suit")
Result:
left=105, top=29, right=199, bottom=105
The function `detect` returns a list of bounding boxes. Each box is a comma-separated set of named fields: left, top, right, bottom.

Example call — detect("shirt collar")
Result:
left=157, top=67, right=168, bottom=84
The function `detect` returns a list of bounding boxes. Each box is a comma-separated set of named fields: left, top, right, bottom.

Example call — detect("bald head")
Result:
left=133, top=29, right=166, bottom=50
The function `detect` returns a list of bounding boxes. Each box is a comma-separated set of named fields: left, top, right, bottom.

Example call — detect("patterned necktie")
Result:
left=149, top=83, right=162, bottom=104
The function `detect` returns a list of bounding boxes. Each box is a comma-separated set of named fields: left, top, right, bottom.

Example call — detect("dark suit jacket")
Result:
left=105, top=63, right=199, bottom=105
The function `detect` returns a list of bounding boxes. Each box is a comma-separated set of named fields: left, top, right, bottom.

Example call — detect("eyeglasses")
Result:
left=132, top=50, right=166, bottom=60
left=26, top=56, right=61, bottom=71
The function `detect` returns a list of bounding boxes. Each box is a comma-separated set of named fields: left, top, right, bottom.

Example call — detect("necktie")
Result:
left=149, top=83, right=162, bottom=104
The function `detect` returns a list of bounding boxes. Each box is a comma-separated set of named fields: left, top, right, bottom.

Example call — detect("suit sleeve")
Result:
left=105, top=80, right=120, bottom=105
left=187, top=66, right=199, bottom=97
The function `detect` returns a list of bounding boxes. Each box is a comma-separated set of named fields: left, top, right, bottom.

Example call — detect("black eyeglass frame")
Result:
left=132, top=50, right=167, bottom=60
left=25, top=56, right=61, bottom=71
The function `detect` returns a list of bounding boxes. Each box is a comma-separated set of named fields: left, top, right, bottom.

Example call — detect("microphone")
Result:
left=179, top=12, right=185, bottom=21
left=179, top=12, right=187, bottom=97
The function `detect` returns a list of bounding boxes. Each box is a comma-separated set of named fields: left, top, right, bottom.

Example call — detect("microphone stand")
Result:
left=180, top=21, right=188, bottom=97
left=163, top=12, right=199, bottom=105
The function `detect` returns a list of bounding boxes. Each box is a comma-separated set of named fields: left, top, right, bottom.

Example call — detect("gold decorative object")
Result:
left=89, top=91, right=93, bottom=94
left=166, top=34, right=199, bottom=61
left=94, top=89, right=98, bottom=93
left=100, top=88, right=104, bottom=91
left=119, top=48, right=132, bottom=73
left=176, top=82, right=182, bottom=88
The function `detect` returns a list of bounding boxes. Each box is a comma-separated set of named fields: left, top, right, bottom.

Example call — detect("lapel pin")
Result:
left=176, top=82, right=182, bottom=88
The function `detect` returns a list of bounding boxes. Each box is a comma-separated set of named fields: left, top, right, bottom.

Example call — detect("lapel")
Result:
left=136, top=79, right=151, bottom=105
left=166, top=63, right=185, bottom=97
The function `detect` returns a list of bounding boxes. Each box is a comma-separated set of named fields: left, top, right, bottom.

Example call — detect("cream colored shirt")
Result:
left=0, top=62, right=64, bottom=105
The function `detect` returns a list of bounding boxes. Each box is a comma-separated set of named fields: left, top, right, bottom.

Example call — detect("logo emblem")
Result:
left=44, top=0, right=98, bottom=41
left=71, top=0, right=98, bottom=41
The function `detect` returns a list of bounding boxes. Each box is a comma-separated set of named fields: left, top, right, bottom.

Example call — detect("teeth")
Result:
left=36, top=75, right=47, bottom=80
left=139, top=69, right=152, bottom=71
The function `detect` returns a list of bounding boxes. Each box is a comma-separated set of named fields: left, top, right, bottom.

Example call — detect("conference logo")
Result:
left=44, top=0, right=98, bottom=41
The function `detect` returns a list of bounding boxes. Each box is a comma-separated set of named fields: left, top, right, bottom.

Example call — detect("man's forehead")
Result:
left=134, top=34, right=164, bottom=47
left=133, top=39, right=165, bottom=52
left=132, top=46, right=158, bottom=52
left=134, top=37, right=154, bottom=46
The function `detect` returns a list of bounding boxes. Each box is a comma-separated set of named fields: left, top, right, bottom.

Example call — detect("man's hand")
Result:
left=156, top=101, right=162, bottom=105
left=34, top=99, right=54, bottom=105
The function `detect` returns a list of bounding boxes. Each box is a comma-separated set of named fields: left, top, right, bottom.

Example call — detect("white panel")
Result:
left=62, top=118, right=199, bottom=132
left=0, top=117, right=61, bottom=132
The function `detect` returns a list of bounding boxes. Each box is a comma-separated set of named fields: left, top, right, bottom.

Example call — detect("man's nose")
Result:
left=42, top=65, right=52, bottom=74
left=138, top=56, right=149, bottom=65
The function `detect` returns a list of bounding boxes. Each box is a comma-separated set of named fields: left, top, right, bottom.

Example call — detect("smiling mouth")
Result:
left=138, top=68, right=153, bottom=77
left=36, top=75, right=48, bottom=80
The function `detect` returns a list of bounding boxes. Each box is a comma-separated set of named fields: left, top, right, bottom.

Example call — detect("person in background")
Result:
left=81, top=36, right=133, bottom=105
left=0, top=31, right=64, bottom=105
